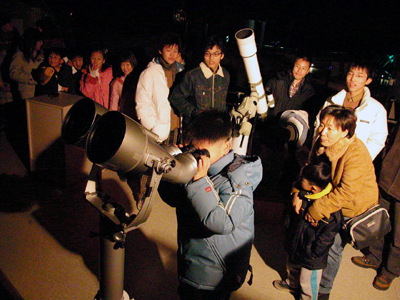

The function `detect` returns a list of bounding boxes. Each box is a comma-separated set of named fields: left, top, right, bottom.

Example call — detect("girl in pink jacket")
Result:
left=80, top=48, right=113, bottom=108
left=109, top=51, right=137, bottom=111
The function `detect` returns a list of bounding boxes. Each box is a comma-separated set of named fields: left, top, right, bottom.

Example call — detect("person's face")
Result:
left=318, top=115, right=348, bottom=147
left=72, top=56, right=83, bottom=70
left=159, top=44, right=179, bottom=65
left=204, top=45, right=224, bottom=72
left=346, top=67, right=372, bottom=95
left=35, top=40, right=43, bottom=51
left=90, top=51, right=105, bottom=71
left=192, top=139, right=231, bottom=165
left=292, top=58, right=310, bottom=81
left=301, top=178, right=322, bottom=194
left=48, top=53, right=63, bottom=69
left=121, top=61, right=133, bottom=76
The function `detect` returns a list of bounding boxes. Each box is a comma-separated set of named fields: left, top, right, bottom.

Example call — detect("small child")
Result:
left=109, top=51, right=137, bottom=111
left=159, top=109, right=262, bottom=300
left=273, top=161, right=343, bottom=300
left=33, top=47, right=73, bottom=96
left=80, top=47, right=113, bottom=108
left=68, top=48, right=86, bottom=95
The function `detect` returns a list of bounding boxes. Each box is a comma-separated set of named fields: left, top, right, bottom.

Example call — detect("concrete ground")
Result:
left=0, top=103, right=399, bottom=300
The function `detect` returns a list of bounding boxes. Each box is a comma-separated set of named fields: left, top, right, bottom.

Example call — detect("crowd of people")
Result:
left=1, top=14, right=400, bottom=300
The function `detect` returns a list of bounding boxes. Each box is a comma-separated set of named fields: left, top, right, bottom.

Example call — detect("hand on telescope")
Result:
left=193, top=155, right=210, bottom=182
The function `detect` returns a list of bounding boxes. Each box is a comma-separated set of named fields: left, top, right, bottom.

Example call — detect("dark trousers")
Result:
left=369, top=190, right=400, bottom=279
left=178, top=282, right=232, bottom=300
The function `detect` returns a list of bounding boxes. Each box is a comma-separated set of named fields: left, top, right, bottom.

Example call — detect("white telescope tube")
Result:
left=235, top=28, right=268, bottom=117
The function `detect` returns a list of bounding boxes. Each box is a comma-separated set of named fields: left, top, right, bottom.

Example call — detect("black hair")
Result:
left=294, top=55, right=312, bottom=67
left=300, top=161, right=331, bottom=190
left=19, top=28, right=42, bottom=61
left=120, top=51, right=137, bottom=68
left=319, top=104, right=357, bottom=138
left=46, top=47, right=65, bottom=59
left=183, top=109, right=232, bottom=145
left=90, top=47, right=110, bottom=72
left=204, top=35, right=226, bottom=54
left=68, top=46, right=84, bottom=60
left=347, top=60, right=375, bottom=79
left=158, top=32, right=181, bottom=53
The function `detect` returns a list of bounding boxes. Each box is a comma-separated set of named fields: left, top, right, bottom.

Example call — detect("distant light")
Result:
left=226, top=36, right=229, bottom=43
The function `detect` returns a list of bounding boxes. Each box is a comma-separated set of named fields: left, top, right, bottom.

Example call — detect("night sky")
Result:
left=33, top=0, right=400, bottom=56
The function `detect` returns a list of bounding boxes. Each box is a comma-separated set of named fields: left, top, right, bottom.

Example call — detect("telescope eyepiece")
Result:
left=180, top=145, right=210, bottom=161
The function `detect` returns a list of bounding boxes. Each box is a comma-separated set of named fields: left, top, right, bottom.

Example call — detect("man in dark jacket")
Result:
left=266, top=56, right=314, bottom=118
left=352, top=119, right=400, bottom=291
left=169, top=36, right=230, bottom=129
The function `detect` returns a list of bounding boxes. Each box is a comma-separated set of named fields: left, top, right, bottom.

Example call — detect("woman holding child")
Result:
left=293, top=105, right=379, bottom=299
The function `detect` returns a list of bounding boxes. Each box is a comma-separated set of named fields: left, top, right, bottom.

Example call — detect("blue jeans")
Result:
left=319, top=219, right=349, bottom=294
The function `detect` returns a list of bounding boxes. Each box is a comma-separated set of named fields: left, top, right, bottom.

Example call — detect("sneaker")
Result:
left=351, top=255, right=380, bottom=270
left=373, top=273, right=393, bottom=291
left=272, top=280, right=300, bottom=293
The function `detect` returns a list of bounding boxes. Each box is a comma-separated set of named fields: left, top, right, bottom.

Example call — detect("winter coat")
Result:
left=109, top=76, right=125, bottom=111
left=9, top=49, right=44, bottom=99
left=314, top=88, right=388, bottom=160
left=379, top=120, right=400, bottom=201
left=308, top=135, right=379, bottom=221
left=169, top=62, right=230, bottom=122
left=80, top=66, right=113, bottom=109
left=265, top=69, right=315, bottom=117
left=159, top=151, right=262, bottom=291
left=136, top=58, right=183, bottom=142
left=285, top=183, right=343, bottom=270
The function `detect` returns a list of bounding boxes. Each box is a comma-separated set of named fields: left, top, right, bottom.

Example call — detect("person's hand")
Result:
left=193, top=155, right=210, bottom=181
left=89, top=65, right=100, bottom=78
left=61, top=86, right=69, bottom=92
left=305, top=212, right=318, bottom=227
left=176, top=52, right=184, bottom=64
left=292, top=192, right=302, bottom=214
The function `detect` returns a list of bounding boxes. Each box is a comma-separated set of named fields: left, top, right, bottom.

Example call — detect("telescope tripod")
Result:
left=86, top=162, right=165, bottom=300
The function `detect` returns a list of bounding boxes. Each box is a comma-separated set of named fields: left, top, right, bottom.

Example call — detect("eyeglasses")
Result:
left=204, top=52, right=222, bottom=58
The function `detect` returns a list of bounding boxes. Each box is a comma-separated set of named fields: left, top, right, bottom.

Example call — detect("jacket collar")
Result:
left=316, top=135, right=356, bottom=161
left=332, top=87, right=371, bottom=109
left=200, top=62, right=224, bottom=79
left=208, top=150, right=234, bottom=176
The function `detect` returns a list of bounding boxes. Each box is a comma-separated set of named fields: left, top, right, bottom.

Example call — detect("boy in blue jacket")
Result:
left=273, top=161, right=343, bottom=300
left=159, top=109, right=262, bottom=300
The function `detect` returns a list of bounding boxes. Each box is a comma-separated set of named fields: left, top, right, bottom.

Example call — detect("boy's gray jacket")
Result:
left=177, top=151, right=262, bottom=290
